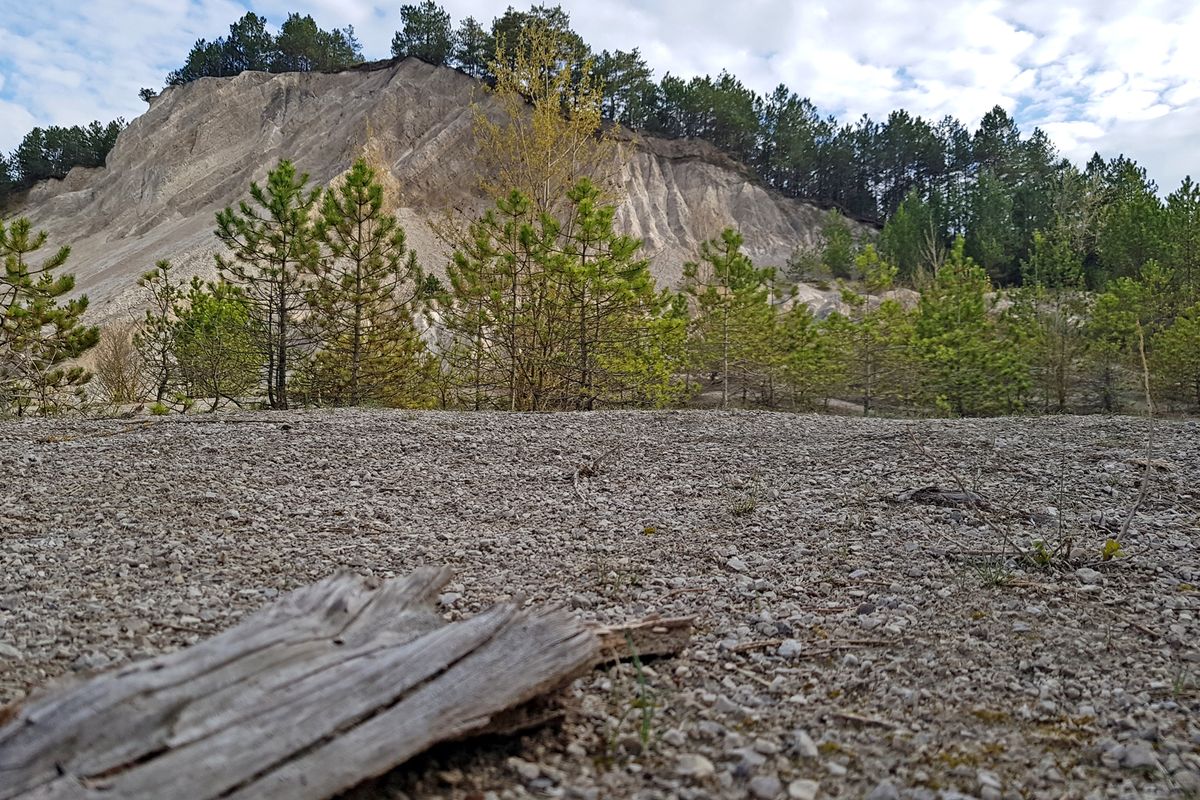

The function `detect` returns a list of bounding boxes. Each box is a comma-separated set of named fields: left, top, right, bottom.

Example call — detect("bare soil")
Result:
left=1, top=410, right=1198, bottom=799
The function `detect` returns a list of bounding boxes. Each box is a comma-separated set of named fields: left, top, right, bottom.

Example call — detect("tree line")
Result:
left=3, top=7, right=1198, bottom=418
left=7, top=193, right=1197, bottom=418
left=147, top=3, right=1197, bottom=296
left=4, top=3, right=1194, bottom=299
left=162, top=12, right=363, bottom=88
left=0, top=120, right=125, bottom=207
left=3, top=12, right=1197, bottom=419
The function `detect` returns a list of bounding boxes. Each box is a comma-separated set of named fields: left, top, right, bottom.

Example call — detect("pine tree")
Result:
left=308, top=158, right=430, bottom=406
left=593, top=49, right=654, bottom=126
left=438, top=179, right=674, bottom=410
left=1084, top=291, right=1136, bottom=412
left=216, top=160, right=320, bottom=409
left=223, top=12, right=275, bottom=72
left=488, top=5, right=589, bottom=77
left=451, top=16, right=491, bottom=77
left=1082, top=262, right=1177, bottom=412
left=557, top=179, right=676, bottom=408
left=967, top=169, right=1019, bottom=284
left=777, top=303, right=837, bottom=409
left=440, top=189, right=556, bottom=410
left=1018, top=229, right=1087, bottom=412
left=823, top=246, right=915, bottom=414
left=0, top=218, right=99, bottom=415
left=881, top=188, right=940, bottom=283
left=1095, top=157, right=1167, bottom=282
left=172, top=279, right=261, bottom=410
left=682, top=229, right=776, bottom=409
left=134, top=260, right=185, bottom=403
left=271, top=14, right=362, bottom=73
left=391, top=1, right=454, bottom=65
left=914, top=236, right=1028, bottom=416
left=1163, top=176, right=1200, bottom=303
left=1152, top=302, right=1200, bottom=410
left=820, top=210, right=855, bottom=279
left=0, top=154, right=15, bottom=207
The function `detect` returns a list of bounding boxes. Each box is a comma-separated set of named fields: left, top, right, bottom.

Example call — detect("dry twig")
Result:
left=909, top=433, right=1040, bottom=567
left=573, top=444, right=620, bottom=509
left=1117, top=324, right=1155, bottom=543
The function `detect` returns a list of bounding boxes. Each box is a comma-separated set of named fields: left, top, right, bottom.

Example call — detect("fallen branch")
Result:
left=827, top=710, right=900, bottom=730
left=892, top=485, right=988, bottom=508
left=732, top=638, right=782, bottom=653
left=592, top=616, right=695, bottom=664
left=572, top=445, right=620, bottom=509
left=0, top=569, right=692, bottom=800
left=731, top=637, right=896, bottom=655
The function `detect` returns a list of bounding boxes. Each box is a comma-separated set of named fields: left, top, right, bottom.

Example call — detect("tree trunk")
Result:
left=579, top=297, right=589, bottom=410
left=721, top=303, right=729, bottom=410
left=276, top=280, right=288, bottom=410
left=863, top=339, right=873, bottom=417
left=156, top=346, right=169, bottom=402
left=351, top=305, right=362, bottom=406
left=509, top=276, right=518, bottom=412
left=266, top=306, right=277, bottom=409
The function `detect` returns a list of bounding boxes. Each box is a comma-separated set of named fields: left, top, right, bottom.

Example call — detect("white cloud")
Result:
left=0, top=0, right=1197, bottom=190
left=1072, top=104, right=1200, bottom=190
left=0, top=99, right=37, bottom=140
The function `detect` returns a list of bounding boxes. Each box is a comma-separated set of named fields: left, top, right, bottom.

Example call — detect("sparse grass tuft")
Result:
left=1101, top=538, right=1124, bottom=561
left=727, top=471, right=768, bottom=517
left=974, top=561, right=1014, bottom=588
left=598, top=634, right=660, bottom=766
left=729, top=496, right=757, bottom=516
left=627, top=633, right=657, bottom=747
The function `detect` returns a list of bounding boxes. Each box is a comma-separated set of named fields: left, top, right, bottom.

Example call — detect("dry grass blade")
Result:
left=1117, top=324, right=1155, bottom=544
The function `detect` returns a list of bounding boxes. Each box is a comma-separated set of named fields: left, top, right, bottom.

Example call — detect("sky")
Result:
left=1, top=0, right=1198, bottom=190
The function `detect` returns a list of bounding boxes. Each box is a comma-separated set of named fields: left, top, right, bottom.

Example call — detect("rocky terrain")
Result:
left=1, top=410, right=1198, bottom=799
left=13, top=59, right=850, bottom=323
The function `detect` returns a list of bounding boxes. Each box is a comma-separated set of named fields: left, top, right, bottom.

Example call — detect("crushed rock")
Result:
left=1, top=409, right=1197, bottom=799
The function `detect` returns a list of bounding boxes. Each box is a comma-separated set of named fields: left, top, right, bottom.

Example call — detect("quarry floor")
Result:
left=1, top=410, right=1198, bottom=800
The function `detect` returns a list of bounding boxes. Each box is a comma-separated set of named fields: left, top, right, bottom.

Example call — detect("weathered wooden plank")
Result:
left=0, top=570, right=693, bottom=800
left=226, top=609, right=598, bottom=799
left=0, top=568, right=457, bottom=799
left=96, top=605, right=535, bottom=799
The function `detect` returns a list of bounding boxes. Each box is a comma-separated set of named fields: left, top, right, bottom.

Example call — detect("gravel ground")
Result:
left=1, top=409, right=1198, bottom=800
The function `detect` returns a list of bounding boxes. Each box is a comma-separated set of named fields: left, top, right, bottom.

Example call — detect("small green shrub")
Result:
left=1101, top=538, right=1124, bottom=561
left=1030, top=539, right=1054, bottom=568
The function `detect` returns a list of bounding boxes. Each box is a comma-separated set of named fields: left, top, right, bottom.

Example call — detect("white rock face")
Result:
left=13, top=58, right=861, bottom=322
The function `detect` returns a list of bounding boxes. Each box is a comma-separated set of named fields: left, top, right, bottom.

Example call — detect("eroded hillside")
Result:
left=16, top=59, right=846, bottom=321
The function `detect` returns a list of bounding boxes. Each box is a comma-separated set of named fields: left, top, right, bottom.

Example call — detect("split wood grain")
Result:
left=0, top=568, right=619, bottom=800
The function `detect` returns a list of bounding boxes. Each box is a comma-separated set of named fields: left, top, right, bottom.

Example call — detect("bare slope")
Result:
left=16, top=59, right=840, bottom=321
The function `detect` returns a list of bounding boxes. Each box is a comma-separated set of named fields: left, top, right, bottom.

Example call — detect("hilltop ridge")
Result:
left=16, top=58, right=847, bottom=320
